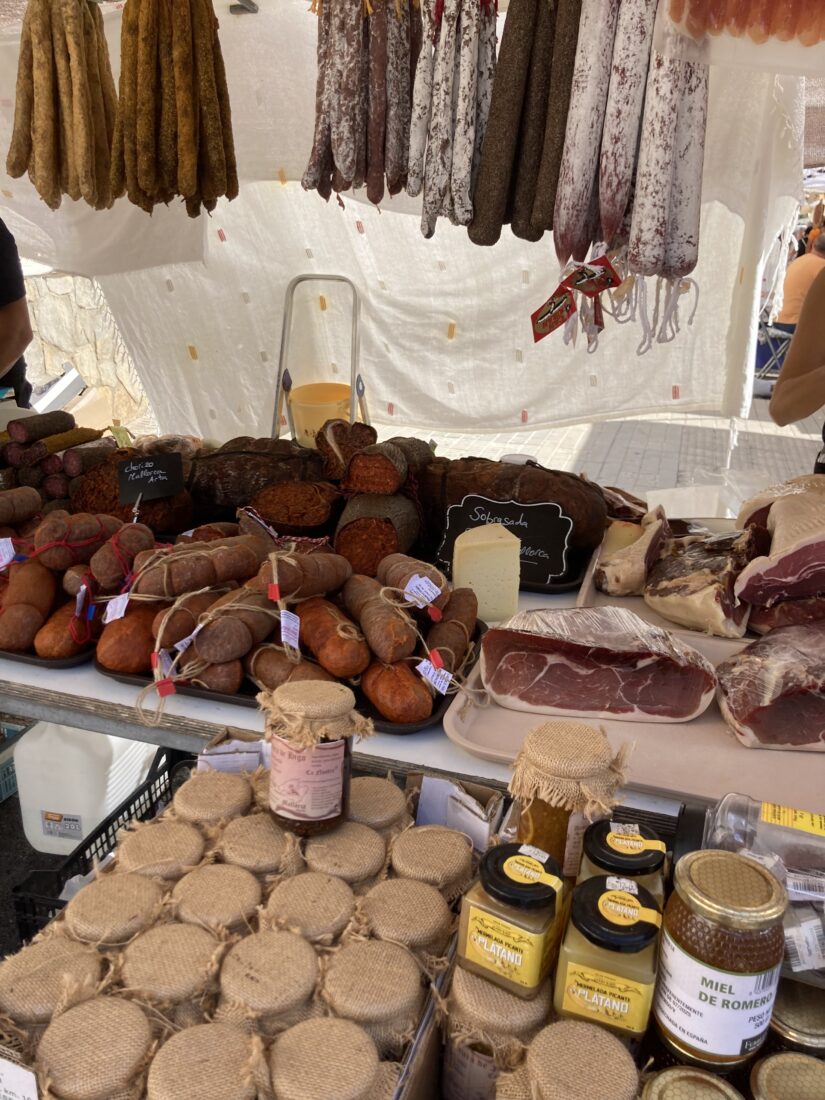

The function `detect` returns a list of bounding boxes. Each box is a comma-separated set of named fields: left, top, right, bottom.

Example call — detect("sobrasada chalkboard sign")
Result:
left=118, top=453, right=185, bottom=505
left=436, top=494, right=573, bottom=587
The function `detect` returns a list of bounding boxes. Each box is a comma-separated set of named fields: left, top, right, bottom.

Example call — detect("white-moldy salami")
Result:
left=386, top=0, right=412, bottom=195
left=450, top=0, right=482, bottom=225
left=366, top=0, right=389, bottom=205
left=330, top=0, right=366, bottom=186
left=353, top=18, right=370, bottom=191
left=302, top=0, right=334, bottom=195
left=420, top=0, right=460, bottom=237
left=407, top=0, right=437, bottom=197
left=661, top=59, right=708, bottom=278
left=599, top=0, right=658, bottom=245
left=552, top=0, right=620, bottom=265
left=472, top=0, right=497, bottom=191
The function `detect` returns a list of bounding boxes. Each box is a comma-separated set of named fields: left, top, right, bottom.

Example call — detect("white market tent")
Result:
left=0, top=1, right=813, bottom=441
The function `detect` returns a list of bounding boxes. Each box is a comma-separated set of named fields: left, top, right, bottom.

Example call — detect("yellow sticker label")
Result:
left=503, top=855, right=563, bottom=893
left=561, top=962, right=654, bottom=1035
left=597, top=890, right=662, bottom=929
left=760, top=802, right=825, bottom=838
left=606, top=831, right=666, bottom=856
left=463, top=904, right=553, bottom=989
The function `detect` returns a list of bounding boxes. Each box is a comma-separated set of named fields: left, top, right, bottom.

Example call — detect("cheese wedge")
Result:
left=453, top=523, right=521, bottom=624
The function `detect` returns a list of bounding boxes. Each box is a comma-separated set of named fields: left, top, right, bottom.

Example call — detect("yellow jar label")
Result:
left=760, top=802, right=825, bottom=838
left=503, top=854, right=563, bottom=893
left=606, top=831, right=666, bottom=856
left=598, top=890, right=662, bottom=928
left=561, top=962, right=654, bottom=1035
left=464, top=904, right=549, bottom=989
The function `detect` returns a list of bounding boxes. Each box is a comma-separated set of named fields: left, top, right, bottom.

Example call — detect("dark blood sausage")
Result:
left=302, top=0, right=334, bottom=198
left=365, top=0, right=388, bottom=205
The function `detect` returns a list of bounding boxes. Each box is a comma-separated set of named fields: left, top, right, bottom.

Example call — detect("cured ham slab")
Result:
left=480, top=606, right=716, bottom=723
left=736, top=474, right=825, bottom=530
left=748, top=596, right=825, bottom=635
left=734, top=493, right=825, bottom=606
left=595, top=507, right=669, bottom=597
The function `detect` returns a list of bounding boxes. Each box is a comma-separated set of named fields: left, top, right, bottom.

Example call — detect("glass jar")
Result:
left=517, top=800, right=572, bottom=868
left=750, top=1052, right=825, bottom=1099
left=654, top=850, right=787, bottom=1070
left=766, top=978, right=825, bottom=1058
left=641, top=1067, right=746, bottom=1099
left=457, top=843, right=565, bottom=999
left=554, top=875, right=661, bottom=1040
left=704, top=793, right=825, bottom=872
left=578, top=819, right=666, bottom=904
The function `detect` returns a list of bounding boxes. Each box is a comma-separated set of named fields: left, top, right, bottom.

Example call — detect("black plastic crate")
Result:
left=12, top=750, right=192, bottom=945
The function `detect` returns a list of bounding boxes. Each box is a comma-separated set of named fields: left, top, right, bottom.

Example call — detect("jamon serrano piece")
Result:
left=748, top=596, right=825, bottom=635
left=735, top=494, right=825, bottom=607
left=480, top=606, right=716, bottom=723
left=595, top=507, right=669, bottom=597
left=716, top=624, right=825, bottom=751
left=644, top=528, right=767, bottom=638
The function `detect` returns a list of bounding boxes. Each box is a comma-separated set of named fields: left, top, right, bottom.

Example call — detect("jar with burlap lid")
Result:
left=357, top=878, right=452, bottom=958
left=262, top=872, right=355, bottom=943
left=118, top=923, right=225, bottom=1028
left=261, top=681, right=373, bottom=837
left=321, top=938, right=425, bottom=1057
left=171, top=863, right=261, bottom=932
left=347, top=776, right=409, bottom=836
left=496, top=1064, right=533, bottom=1100
left=146, top=1021, right=270, bottom=1100
left=172, top=769, right=252, bottom=826
left=215, top=930, right=319, bottom=1036
left=64, top=873, right=164, bottom=946
left=215, top=812, right=302, bottom=877
left=0, top=938, right=102, bottom=1037
left=269, top=1018, right=380, bottom=1100
left=36, top=996, right=153, bottom=1100
left=524, top=1020, right=639, bottom=1100
left=446, top=965, right=553, bottom=1068
left=304, top=822, right=387, bottom=887
left=116, top=819, right=205, bottom=880
left=390, top=825, right=474, bottom=900
left=510, top=721, right=630, bottom=866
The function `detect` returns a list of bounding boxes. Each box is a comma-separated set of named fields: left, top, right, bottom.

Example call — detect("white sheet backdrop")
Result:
left=0, top=1, right=807, bottom=438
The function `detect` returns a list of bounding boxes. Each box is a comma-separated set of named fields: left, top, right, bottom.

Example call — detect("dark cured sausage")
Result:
left=302, top=0, right=334, bottom=197
left=366, top=0, right=389, bottom=204
left=330, top=0, right=366, bottom=186
left=386, top=0, right=412, bottom=195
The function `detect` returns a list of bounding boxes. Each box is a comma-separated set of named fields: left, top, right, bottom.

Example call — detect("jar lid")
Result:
left=583, top=820, right=666, bottom=876
left=117, top=819, right=205, bottom=880
left=448, top=965, right=554, bottom=1042
left=270, top=680, right=357, bottom=720
left=642, top=1067, right=746, bottom=1099
left=674, top=850, right=787, bottom=930
left=571, top=875, right=661, bottom=953
left=172, top=770, right=252, bottom=825
left=219, top=930, right=318, bottom=1017
left=264, top=872, right=355, bottom=942
left=304, top=822, right=386, bottom=884
left=269, top=1019, right=379, bottom=1100
left=390, top=826, right=473, bottom=893
left=525, top=1020, right=638, bottom=1100
left=347, top=777, right=407, bottom=831
left=496, top=1063, right=533, bottom=1100
left=146, top=1022, right=259, bottom=1100
left=36, top=997, right=152, bottom=1100
left=64, top=873, right=164, bottom=946
left=480, top=843, right=563, bottom=912
left=120, top=923, right=220, bottom=1004
left=0, top=938, right=102, bottom=1026
left=750, top=1052, right=825, bottom=1100
left=217, top=812, right=291, bottom=875
left=771, top=978, right=825, bottom=1050
left=322, top=940, right=423, bottom=1024
left=171, top=863, right=261, bottom=932
left=361, top=878, right=452, bottom=951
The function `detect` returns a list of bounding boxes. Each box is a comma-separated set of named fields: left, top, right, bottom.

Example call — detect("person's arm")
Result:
left=770, top=267, right=825, bottom=426
left=0, top=296, right=33, bottom=376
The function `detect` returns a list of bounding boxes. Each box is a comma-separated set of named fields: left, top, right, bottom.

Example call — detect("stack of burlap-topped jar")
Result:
left=390, top=825, right=475, bottom=901
left=304, top=822, right=388, bottom=893
left=261, top=872, right=356, bottom=944
left=269, top=1018, right=398, bottom=1100
left=62, top=873, right=165, bottom=947
left=212, top=811, right=303, bottom=879
left=146, top=1021, right=271, bottom=1100
left=115, top=819, right=205, bottom=880
left=353, top=878, right=454, bottom=966
left=347, top=776, right=412, bottom=838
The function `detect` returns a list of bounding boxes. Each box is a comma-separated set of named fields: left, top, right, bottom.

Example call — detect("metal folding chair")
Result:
left=755, top=320, right=793, bottom=379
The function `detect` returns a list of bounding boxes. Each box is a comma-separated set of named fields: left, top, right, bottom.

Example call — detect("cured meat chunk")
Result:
left=735, top=494, right=825, bottom=607
left=748, top=596, right=825, bottom=635
left=736, top=475, right=825, bottom=530
left=644, top=528, right=767, bottom=638
left=595, top=507, right=669, bottom=597
left=716, top=624, right=825, bottom=751
left=480, top=606, right=716, bottom=723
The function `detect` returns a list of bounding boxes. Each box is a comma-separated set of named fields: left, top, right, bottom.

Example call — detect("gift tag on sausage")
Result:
left=531, top=287, right=576, bottom=343
left=416, top=659, right=452, bottom=695
left=175, top=623, right=203, bottom=654
left=562, top=256, right=622, bottom=298
left=404, top=574, right=442, bottom=609
left=75, top=584, right=88, bottom=617
left=280, top=610, right=300, bottom=649
left=103, top=593, right=129, bottom=623
left=0, top=537, right=15, bottom=569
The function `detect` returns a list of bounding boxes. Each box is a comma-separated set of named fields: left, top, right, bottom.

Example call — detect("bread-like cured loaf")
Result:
left=97, top=602, right=167, bottom=674
left=296, top=597, right=371, bottom=678
left=35, top=600, right=101, bottom=659
left=0, top=561, right=57, bottom=652
left=245, top=645, right=336, bottom=691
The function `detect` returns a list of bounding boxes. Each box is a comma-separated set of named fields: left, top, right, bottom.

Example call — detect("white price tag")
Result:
left=606, top=876, right=639, bottom=895
left=156, top=648, right=175, bottom=679
left=174, top=623, right=203, bottom=654
left=518, top=843, right=550, bottom=861
left=610, top=821, right=642, bottom=836
left=75, top=583, right=87, bottom=616
left=281, top=610, right=301, bottom=649
left=103, top=593, right=129, bottom=623
left=404, top=573, right=442, bottom=608
left=0, top=537, right=15, bottom=569
left=0, top=1056, right=38, bottom=1100
left=786, top=920, right=825, bottom=973
left=416, top=659, right=452, bottom=695
left=786, top=871, right=825, bottom=902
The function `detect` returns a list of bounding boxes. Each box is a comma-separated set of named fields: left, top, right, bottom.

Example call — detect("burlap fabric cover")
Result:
left=260, top=681, right=372, bottom=748
left=322, top=939, right=424, bottom=1057
left=116, top=820, right=205, bottom=880
left=525, top=1020, right=639, bottom=1100
left=172, top=770, right=252, bottom=825
left=262, top=872, right=355, bottom=943
left=36, top=997, right=152, bottom=1100
left=119, top=923, right=222, bottom=1022
left=0, top=938, right=102, bottom=1027
left=359, top=879, right=452, bottom=954
left=447, top=967, right=553, bottom=1068
left=217, top=812, right=301, bottom=877
left=269, top=1018, right=380, bottom=1100
left=171, top=864, right=261, bottom=932
left=509, top=722, right=630, bottom=817
left=373, top=1061, right=402, bottom=1100
left=304, top=822, right=386, bottom=885
left=347, top=777, right=407, bottom=833
left=146, top=1022, right=266, bottom=1100
left=390, top=826, right=473, bottom=899
left=496, top=1063, right=533, bottom=1100
left=64, top=873, right=164, bottom=946
left=215, top=930, right=318, bottom=1033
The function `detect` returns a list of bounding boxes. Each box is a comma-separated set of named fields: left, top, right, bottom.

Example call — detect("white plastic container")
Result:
left=13, top=723, right=157, bottom=855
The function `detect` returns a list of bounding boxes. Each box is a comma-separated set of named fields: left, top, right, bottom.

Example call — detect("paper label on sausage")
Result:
left=404, top=574, right=442, bottom=608
left=75, top=584, right=88, bottom=617
left=280, top=610, right=300, bottom=649
left=531, top=288, right=576, bottom=343
left=103, top=593, right=129, bottom=623
left=562, top=256, right=622, bottom=298
left=416, top=659, right=452, bottom=695
left=0, top=538, right=15, bottom=569
left=174, top=623, right=203, bottom=654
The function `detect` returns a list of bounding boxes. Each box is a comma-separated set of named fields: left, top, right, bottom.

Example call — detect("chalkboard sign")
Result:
left=118, top=453, right=185, bottom=504
left=436, top=494, right=573, bottom=586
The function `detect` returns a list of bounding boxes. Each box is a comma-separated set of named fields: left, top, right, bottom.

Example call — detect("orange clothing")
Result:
left=807, top=227, right=821, bottom=252
left=778, top=253, right=825, bottom=325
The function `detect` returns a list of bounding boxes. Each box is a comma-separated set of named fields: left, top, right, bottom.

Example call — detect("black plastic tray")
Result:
left=519, top=551, right=589, bottom=594
left=0, top=647, right=95, bottom=669
left=94, top=623, right=485, bottom=736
